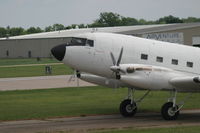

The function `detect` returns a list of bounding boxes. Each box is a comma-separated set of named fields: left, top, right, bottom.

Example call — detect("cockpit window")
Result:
left=86, top=40, right=94, bottom=47
left=71, top=38, right=86, bottom=45
left=69, top=37, right=94, bottom=47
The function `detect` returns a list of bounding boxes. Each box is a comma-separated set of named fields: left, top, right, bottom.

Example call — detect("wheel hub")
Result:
left=126, top=104, right=134, bottom=113
left=168, top=107, right=176, bottom=116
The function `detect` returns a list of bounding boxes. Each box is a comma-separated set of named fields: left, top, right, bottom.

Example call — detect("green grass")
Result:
left=0, top=58, right=59, bottom=66
left=0, top=58, right=73, bottom=78
left=0, top=64, right=73, bottom=78
left=0, top=86, right=200, bottom=121
left=91, top=126, right=200, bottom=133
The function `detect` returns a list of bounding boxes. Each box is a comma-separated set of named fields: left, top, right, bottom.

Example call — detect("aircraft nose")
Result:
left=51, top=44, right=67, bottom=61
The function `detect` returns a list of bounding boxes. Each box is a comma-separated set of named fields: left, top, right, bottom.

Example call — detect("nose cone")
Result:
left=51, top=44, right=67, bottom=61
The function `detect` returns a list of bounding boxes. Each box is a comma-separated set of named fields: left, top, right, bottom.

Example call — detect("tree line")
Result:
left=1, top=12, right=200, bottom=38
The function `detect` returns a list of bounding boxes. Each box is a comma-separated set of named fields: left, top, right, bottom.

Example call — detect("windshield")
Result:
left=69, top=37, right=94, bottom=47
left=71, top=38, right=87, bottom=45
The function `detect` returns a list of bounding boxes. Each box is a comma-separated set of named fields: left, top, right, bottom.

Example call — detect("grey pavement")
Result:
left=1, top=110, right=200, bottom=133
left=0, top=75, right=95, bottom=91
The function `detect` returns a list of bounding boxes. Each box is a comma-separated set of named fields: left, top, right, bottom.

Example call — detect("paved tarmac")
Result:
left=0, top=110, right=200, bottom=133
left=0, top=75, right=95, bottom=91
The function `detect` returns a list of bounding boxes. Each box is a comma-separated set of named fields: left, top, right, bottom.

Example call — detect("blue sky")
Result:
left=0, top=0, right=200, bottom=28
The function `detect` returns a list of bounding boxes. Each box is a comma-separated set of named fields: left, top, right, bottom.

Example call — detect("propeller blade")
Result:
left=110, top=52, right=116, bottom=65
left=117, top=47, right=123, bottom=66
left=110, top=47, right=124, bottom=80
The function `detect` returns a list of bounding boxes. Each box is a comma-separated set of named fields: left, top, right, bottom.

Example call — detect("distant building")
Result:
left=0, top=23, right=200, bottom=58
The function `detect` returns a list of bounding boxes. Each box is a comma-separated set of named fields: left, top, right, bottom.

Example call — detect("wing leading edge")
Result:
left=169, top=76, right=200, bottom=91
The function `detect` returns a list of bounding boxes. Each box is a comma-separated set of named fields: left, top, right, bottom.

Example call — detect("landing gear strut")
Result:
left=120, top=88, right=150, bottom=117
left=161, top=90, right=179, bottom=120
left=161, top=90, right=192, bottom=120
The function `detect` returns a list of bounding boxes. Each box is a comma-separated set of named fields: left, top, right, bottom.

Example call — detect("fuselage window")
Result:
left=156, top=56, right=163, bottom=63
left=186, top=62, right=193, bottom=68
left=86, top=40, right=94, bottom=47
left=141, top=54, right=148, bottom=60
left=172, top=59, right=178, bottom=65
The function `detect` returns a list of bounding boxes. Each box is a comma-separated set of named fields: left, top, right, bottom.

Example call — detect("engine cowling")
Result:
left=79, top=73, right=126, bottom=88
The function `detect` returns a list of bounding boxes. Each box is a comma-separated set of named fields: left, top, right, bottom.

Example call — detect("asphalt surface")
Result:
left=1, top=110, right=200, bottom=133
left=0, top=75, right=95, bottom=91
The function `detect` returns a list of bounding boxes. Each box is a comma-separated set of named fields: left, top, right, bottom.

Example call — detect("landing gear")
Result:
left=161, top=102, right=179, bottom=120
left=119, top=88, right=150, bottom=117
left=161, top=90, right=180, bottom=120
left=161, top=90, right=192, bottom=120
left=120, top=99, right=137, bottom=117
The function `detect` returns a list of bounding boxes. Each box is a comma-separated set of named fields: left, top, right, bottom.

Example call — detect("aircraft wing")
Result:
left=169, top=76, right=200, bottom=91
left=109, top=64, right=200, bottom=91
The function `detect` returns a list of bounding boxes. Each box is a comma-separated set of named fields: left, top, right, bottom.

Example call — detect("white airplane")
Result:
left=51, top=32, right=200, bottom=120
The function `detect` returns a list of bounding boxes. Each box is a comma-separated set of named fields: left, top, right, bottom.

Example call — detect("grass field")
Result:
left=0, top=64, right=73, bottom=78
left=91, top=126, right=200, bottom=133
left=0, top=86, right=200, bottom=121
left=0, top=58, right=74, bottom=78
left=0, top=58, right=59, bottom=66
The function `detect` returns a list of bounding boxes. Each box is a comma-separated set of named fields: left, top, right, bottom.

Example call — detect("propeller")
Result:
left=110, top=47, right=124, bottom=79
left=68, top=70, right=80, bottom=86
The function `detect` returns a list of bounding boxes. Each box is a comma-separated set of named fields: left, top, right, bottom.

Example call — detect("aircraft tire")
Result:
left=120, top=99, right=137, bottom=117
left=161, top=102, right=179, bottom=120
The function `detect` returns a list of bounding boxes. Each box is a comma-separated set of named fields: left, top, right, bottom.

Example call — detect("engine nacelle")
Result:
left=79, top=74, right=126, bottom=88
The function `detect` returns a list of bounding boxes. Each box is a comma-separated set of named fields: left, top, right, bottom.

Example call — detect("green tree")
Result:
left=121, top=17, right=139, bottom=26
left=138, top=19, right=147, bottom=25
left=26, top=27, right=43, bottom=34
left=78, top=24, right=86, bottom=28
left=182, top=17, right=200, bottom=23
left=0, top=27, right=7, bottom=38
left=157, top=15, right=183, bottom=24
left=9, top=27, right=25, bottom=36
left=45, top=26, right=53, bottom=32
left=52, top=24, right=65, bottom=31
left=93, top=12, right=122, bottom=27
left=1, top=12, right=200, bottom=38
left=65, top=24, right=79, bottom=29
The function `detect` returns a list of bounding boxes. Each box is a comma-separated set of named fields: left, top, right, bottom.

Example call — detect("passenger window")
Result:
left=172, top=59, right=178, bottom=65
left=141, top=54, right=148, bottom=60
left=86, top=40, right=94, bottom=47
left=156, top=56, right=163, bottom=63
left=187, top=62, right=193, bottom=68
